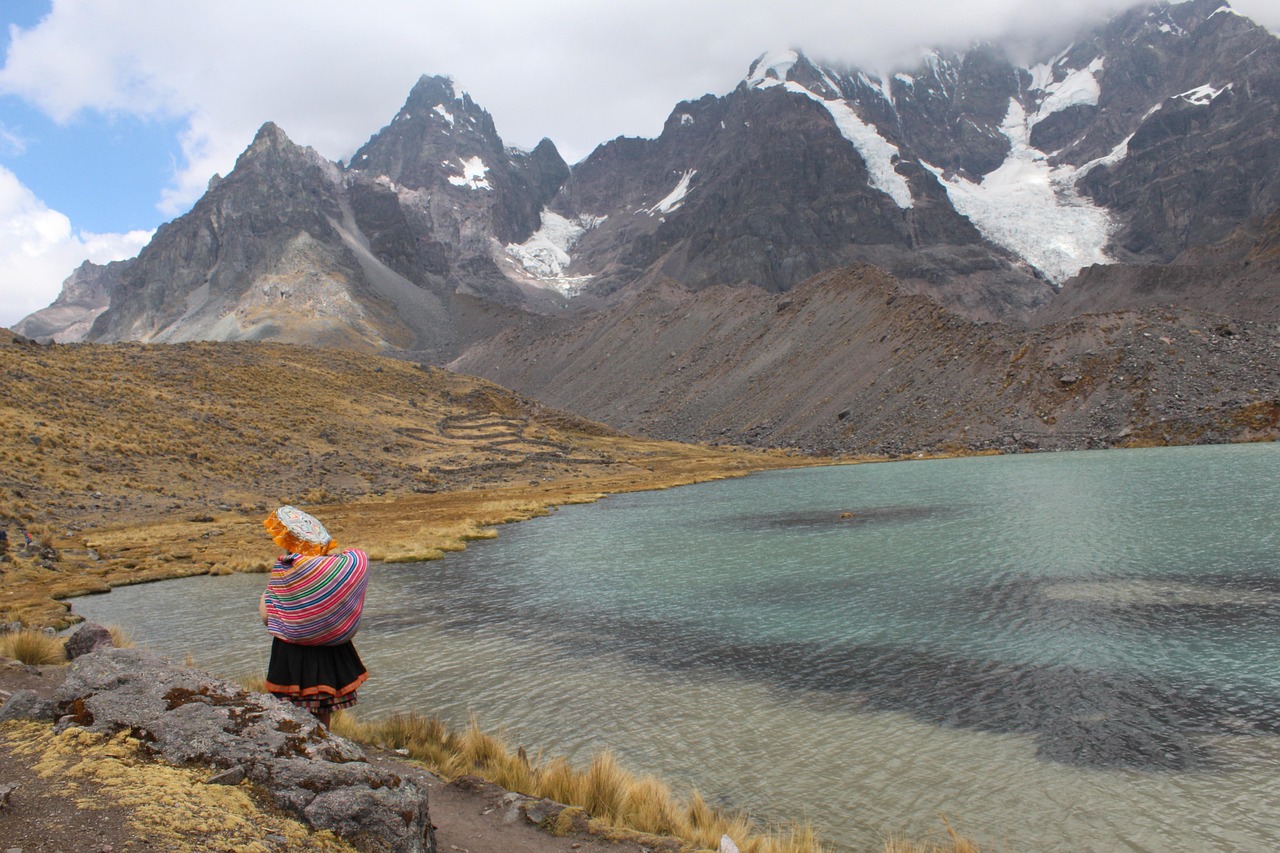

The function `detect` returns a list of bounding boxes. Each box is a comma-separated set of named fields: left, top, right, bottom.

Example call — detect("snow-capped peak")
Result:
left=747, top=49, right=799, bottom=88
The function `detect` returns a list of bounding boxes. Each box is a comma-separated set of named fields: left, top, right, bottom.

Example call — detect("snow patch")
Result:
left=647, top=169, right=697, bottom=215
left=447, top=156, right=492, bottom=191
left=924, top=98, right=1114, bottom=284
left=433, top=104, right=455, bottom=126
left=782, top=81, right=913, bottom=209
left=1075, top=132, right=1135, bottom=180
left=747, top=49, right=798, bottom=87
left=1177, top=83, right=1232, bottom=105
left=1032, top=57, right=1104, bottom=126
left=894, top=73, right=915, bottom=87
left=504, top=209, right=605, bottom=296
left=817, top=67, right=843, bottom=98
left=679, top=113, right=694, bottom=126
left=858, top=71, right=893, bottom=105
left=1027, top=44, right=1073, bottom=92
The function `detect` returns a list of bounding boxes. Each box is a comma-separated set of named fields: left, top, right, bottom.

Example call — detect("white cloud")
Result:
left=4, top=1, right=1278, bottom=202
left=0, top=165, right=151, bottom=328
left=0, top=0, right=1188, bottom=214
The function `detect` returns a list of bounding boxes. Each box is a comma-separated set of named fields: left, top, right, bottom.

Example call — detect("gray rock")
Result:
left=56, top=648, right=433, bottom=852
left=64, top=622, right=114, bottom=660
left=0, top=689, right=57, bottom=723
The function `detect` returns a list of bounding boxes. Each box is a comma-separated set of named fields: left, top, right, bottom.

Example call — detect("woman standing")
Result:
left=259, top=505, right=368, bottom=727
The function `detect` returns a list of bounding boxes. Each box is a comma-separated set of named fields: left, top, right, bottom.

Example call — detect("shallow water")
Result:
left=73, top=444, right=1280, bottom=852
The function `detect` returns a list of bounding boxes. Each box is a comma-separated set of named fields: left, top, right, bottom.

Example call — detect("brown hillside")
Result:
left=0, top=333, right=803, bottom=627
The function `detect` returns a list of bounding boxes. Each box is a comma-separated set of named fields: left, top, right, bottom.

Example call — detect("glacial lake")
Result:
left=72, top=443, right=1280, bottom=852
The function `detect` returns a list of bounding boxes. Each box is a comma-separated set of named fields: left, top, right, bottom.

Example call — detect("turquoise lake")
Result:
left=72, top=443, right=1280, bottom=852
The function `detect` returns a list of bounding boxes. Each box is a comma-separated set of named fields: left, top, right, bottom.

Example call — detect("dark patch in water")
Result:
left=736, top=505, right=954, bottom=532
left=504, top=607, right=1279, bottom=773
left=966, top=573, right=1280, bottom=633
left=381, top=560, right=1280, bottom=773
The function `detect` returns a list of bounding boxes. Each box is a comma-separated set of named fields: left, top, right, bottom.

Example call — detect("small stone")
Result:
left=205, top=765, right=246, bottom=786
left=0, top=783, right=15, bottom=809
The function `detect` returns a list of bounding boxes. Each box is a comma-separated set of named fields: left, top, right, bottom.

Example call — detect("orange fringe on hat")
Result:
left=264, top=512, right=337, bottom=557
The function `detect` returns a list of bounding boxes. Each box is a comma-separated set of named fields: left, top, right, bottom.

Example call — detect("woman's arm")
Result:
left=259, top=590, right=269, bottom=625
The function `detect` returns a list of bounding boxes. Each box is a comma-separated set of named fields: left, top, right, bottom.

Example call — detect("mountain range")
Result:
left=13, top=0, right=1280, bottom=454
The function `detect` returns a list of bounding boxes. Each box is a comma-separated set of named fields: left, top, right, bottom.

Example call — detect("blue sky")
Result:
left=2, top=0, right=1278, bottom=329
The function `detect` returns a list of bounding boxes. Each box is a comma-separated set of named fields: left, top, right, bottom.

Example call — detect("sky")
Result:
left=2, top=0, right=1279, bottom=328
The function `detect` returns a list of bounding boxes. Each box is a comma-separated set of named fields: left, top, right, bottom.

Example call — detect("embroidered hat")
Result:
left=264, top=505, right=337, bottom=557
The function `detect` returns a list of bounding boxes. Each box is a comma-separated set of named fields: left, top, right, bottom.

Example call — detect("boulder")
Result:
left=55, top=648, right=434, bottom=852
left=63, top=622, right=114, bottom=659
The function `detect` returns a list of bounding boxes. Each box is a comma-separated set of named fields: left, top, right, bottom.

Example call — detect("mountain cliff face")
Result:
left=14, top=1, right=1280, bottom=453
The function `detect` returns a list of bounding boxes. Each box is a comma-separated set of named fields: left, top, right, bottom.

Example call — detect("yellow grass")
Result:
left=329, top=710, right=827, bottom=853
left=0, top=628, right=67, bottom=665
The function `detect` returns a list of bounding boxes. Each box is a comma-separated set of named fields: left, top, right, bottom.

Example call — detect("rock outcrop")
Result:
left=47, top=648, right=434, bottom=853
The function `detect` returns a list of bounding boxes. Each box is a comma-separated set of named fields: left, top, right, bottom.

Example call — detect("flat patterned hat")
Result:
left=264, top=505, right=337, bottom=557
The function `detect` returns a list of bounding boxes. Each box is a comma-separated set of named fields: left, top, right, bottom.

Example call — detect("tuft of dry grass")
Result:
left=882, top=816, right=989, bottom=853
left=328, top=710, right=826, bottom=853
left=0, top=628, right=67, bottom=665
left=106, top=624, right=134, bottom=649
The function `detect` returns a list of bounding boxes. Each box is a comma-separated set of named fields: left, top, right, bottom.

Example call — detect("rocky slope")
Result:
left=452, top=264, right=1280, bottom=455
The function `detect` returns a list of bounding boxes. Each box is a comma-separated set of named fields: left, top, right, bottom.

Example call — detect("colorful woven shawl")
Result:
left=264, top=549, right=368, bottom=646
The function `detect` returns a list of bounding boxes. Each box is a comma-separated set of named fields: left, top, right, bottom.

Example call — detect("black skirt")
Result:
left=264, top=637, right=367, bottom=712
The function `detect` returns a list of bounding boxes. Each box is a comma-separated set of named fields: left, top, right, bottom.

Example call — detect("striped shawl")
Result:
left=265, top=549, right=368, bottom=646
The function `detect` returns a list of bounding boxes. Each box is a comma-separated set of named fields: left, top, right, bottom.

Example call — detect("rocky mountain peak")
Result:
left=404, top=73, right=459, bottom=107
left=347, top=72, right=507, bottom=193
left=232, top=121, right=339, bottom=185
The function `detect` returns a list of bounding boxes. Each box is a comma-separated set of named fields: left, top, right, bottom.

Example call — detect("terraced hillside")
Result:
left=0, top=332, right=802, bottom=627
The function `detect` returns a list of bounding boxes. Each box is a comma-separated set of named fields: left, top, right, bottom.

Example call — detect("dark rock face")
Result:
left=555, top=53, right=1046, bottom=315
left=85, top=123, right=372, bottom=347
left=1071, top=0, right=1280, bottom=262
left=55, top=648, right=435, bottom=853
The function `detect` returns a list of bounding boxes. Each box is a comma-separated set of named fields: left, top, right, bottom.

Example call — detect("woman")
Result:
left=259, top=505, right=369, bottom=727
